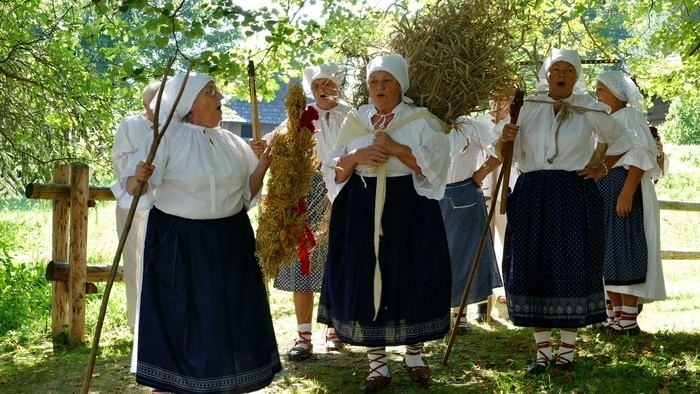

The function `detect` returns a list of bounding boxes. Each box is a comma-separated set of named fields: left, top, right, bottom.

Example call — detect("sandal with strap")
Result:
left=526, top=341, right=551, bottom=375
left=325, top=328, right=343, bottom=352
left=287, top=331, right=313, bottom=361
left=607, top=317, right=641, bottom=336
left=360, top=349, right=391, bottom=392
left=552, top=342, right=575, bottom=372
left=403, top=346, right=430, bottom=384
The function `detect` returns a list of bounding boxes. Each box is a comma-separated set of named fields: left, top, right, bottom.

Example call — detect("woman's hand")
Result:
left=249, top=139, right=268, bottom=157
left=354, top=145, right=389, bottom=166
left=135, top=161, right=154, bottom=182
left=577, top=165, right=606, bottom=180
left=501, top=123, right=519, bottom=142
left=372, top=131, right=401, bottom=156
left=616, top=191, right=633, bottom=217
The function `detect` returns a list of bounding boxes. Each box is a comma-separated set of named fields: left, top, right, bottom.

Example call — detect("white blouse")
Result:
left=514, top=93, right=632, bottom=172
left=324, top=102, right=450, bottom=201
left=446, top=113, right=498, bottom=184
left=122, top=122, right=260, bottom=220
left=613, top=107, right=660, bottom=178
left=110, top=114, right=155, bottom=209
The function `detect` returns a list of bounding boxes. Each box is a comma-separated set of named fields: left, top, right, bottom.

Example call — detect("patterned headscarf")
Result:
left=596, top=71, right=644, bottom=112
left=366, top=53, right=414, bottom=104
left=536, top=47, right=587, bottom=95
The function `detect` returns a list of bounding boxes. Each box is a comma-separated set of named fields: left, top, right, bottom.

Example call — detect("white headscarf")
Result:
left=303, top=62, right=345, bottom=93
left=151, top=72, right=213, bottom=124
left=596, top=71, right=645, bottom=112
left=366, top=53, right=414, bottom=104
left=536, top=47, right=588, bottom=95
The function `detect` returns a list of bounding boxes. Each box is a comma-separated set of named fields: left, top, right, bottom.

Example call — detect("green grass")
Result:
left=0, top=145, right=698, bottom=393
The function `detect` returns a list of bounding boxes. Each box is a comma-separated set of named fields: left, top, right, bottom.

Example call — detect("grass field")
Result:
left=0, top=144, right=698, bottom=393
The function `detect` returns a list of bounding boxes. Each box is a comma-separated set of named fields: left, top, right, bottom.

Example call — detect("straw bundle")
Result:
left=383, top=0, right=521, bottom=129
left=256, top=84, right=319, bottom=280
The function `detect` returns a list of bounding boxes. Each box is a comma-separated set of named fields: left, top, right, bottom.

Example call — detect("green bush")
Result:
left=0, top=220, right=51, bottom=348
left=659, top=96, right=700, bottom=145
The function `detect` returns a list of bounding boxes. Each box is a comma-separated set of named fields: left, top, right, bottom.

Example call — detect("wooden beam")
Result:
left=661, top=251, right=700, bottom=260
left=25, top=183, right=115, bottom=201
left=46, top=261, right=124, bottom=282
left=658, top=200, right=700, bottom=212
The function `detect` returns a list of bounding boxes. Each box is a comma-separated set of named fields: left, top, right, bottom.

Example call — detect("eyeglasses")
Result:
left=200, top=87, right=222, bottom=97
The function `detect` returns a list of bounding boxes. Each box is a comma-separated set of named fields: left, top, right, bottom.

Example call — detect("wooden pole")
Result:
left=247, top=60, right=262, bottom=142
left=443, top=89, right=524, bottom=365
left=51, top=164, right=70, bottom=338
left=68, top=162, right=89, bottom=344
left=82, top=59, right=191, bottom=394
left=443, top=163, right=507, bottom=365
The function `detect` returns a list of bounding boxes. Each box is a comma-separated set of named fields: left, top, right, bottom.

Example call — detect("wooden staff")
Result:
left=81, top=59, right=193, bottom=394
left=442, top=89, right=524, bottom=366
left=247, top=60, right=262, bottom=143
left=499, top=90, right=525, bottom=214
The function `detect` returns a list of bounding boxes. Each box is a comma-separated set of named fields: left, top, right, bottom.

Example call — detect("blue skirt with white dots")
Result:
left=502, top=170, right=606, bottom=328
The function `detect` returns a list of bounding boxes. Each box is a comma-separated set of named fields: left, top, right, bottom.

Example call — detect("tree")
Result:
left=0, top=0, right=698, bottom=196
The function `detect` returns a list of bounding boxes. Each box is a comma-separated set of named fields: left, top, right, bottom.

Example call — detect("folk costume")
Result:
left=596, top=71, right=666, bottom=333
left=268, top=63, right=352, bottom=358
left=318, top=54, right=451, bottom=390
left=123, top=73, right=281, bottom=393
left=111, top=110, right=155, bottom=329
left=500, top=49, right=633, bottom=373
left=440, top=115, right=503, bottom=329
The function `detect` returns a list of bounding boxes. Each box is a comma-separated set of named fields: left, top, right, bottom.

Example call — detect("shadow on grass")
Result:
left=266, top=325, right=700, bottom=393
left=0, top=325, right=697, bottom=393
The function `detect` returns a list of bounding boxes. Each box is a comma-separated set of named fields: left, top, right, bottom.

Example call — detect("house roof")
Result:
left=225, top=78, right=302, bottom=126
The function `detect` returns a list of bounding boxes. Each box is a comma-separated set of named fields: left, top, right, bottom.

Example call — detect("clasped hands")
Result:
left=355, top=131, right=398, bottom=166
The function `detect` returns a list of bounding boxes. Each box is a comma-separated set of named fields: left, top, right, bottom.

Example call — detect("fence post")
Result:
left=69, top=163, right=89, bottom=344
left=51, top=164, right=70, bottom=338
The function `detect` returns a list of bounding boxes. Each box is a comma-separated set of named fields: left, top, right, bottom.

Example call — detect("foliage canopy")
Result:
left=0, top=0, right=698, bottom=194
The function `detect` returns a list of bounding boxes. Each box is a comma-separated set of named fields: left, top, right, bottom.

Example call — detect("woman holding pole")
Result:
left=498, top=48, right=632, bottom=374
left=123, top=72, right=281, bottom=393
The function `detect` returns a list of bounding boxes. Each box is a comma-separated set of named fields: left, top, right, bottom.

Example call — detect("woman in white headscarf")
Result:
left=498, top=48, right=633, bottom=374
left=317, top=54, right=451, bottom=391
left=259, top=63, right=352, bottom=359
left=595, top=70, right=666, bottom=334
left=123, top=72, right=281, bottom=393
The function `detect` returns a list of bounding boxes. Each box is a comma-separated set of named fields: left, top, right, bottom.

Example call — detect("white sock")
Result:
left=557, top=329, right=577, bottom=363
left=296, top=323, right=312, bottom=350
left=367, top=347, right=389, bottom=377
left=534, top=330, right=552, bottom=364
left=452, top=307, right=468, bottom=327
left=618, top=305, right=639, bottom=329
left=404, top=343, right=426, bottom=367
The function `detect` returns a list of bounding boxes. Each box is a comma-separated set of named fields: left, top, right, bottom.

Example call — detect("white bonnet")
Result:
left=151, top=72, right=213, bottom=123
left=536, top=47, right=587, bottom=95
left=303, top=63, right=345, bottom=91
left=366, top=54, right=413, bottom=104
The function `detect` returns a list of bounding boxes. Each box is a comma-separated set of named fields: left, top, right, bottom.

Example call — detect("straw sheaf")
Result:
left=256, top=84, right=319, bottom=280
left=388, top=0, right=520, bottom=129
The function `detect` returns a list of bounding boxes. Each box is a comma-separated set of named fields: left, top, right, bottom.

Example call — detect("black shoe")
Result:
left=552, top=360, right=575, bottom=372
left=526, top=361, right=549, bottom=375
left=287, top=344, right=313, bottom=361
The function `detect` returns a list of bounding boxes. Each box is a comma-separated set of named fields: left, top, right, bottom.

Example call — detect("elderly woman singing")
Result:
left=123, top=72, right=281, bottom=393
left=498, top=49, right=633, bottom=374
left=318, top=54, right=452, bottom=391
